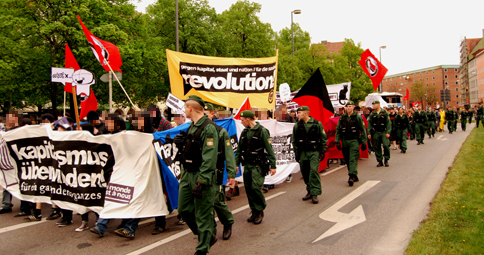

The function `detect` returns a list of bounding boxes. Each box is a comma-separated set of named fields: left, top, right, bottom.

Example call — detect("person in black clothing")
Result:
left=86, top=111, right=107, bottom=135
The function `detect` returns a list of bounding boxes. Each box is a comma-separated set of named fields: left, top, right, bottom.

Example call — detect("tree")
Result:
left=410, top=81, right=426, bottom=105
left=219, top=0, right=276, bottom=58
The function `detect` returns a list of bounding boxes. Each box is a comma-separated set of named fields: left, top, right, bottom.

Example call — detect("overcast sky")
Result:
left=134, top=0, right=484, bottom=76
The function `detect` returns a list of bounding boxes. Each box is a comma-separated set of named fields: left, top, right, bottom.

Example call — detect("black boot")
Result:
left=247, top=211, right=257, bottom=222
left=384, top=158, right=389, bottom=167
left=417, top=141, right=421, bottom=145
left=377, top=161, right=384, bottom=167
left=234, top=186, right=240, bottom=196
left=348, top=175, right=354, bottom=187
left=222, top=224, right=232, bottom=240
left=209, top=233, right=217, bottom=247
left=311, top=195, right=319, bottom=204
left=302, top=193, right=311, bottom=201
left=254, top=211, right=264, bottom=224
left=354, top=175, right=359, bottom=182
left=421, top=141, right=424, bottom=144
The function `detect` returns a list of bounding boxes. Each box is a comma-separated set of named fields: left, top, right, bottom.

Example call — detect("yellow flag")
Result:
left=167, top=49, right=278, bottom=109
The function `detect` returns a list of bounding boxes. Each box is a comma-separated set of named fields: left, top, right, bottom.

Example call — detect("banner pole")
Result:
left=71, top=87, right=81, bottom=130
left=106, top=62, right=135, bottom=109
left=109, top=72, right=112, bottom=113
left=63, top=91, right=66, bottom=116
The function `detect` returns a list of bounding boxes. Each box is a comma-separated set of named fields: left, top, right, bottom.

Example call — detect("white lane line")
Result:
left=321, top=166, right=345, bottom=176
left=126, top=191, right=287, bottom=255
left=0, top=218, right=48, bottom=234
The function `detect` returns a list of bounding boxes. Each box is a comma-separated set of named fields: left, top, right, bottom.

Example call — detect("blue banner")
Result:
left=152, top=117, right=239, bottom=210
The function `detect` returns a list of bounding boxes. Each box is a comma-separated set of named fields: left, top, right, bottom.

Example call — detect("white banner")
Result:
left=275, top=82, right=351, bottom=110
left=0, top=125, right=168, bottom=219
left=166, top=93, right=185, bottom=113
left=234, top=119, right=299, bottom=185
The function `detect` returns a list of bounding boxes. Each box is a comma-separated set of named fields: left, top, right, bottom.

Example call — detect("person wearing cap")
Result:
left=335, top=101, right=366, bottom=186
left=394, top=107, right=410, bottom=153
left=426, top=107, right=437, bottom=138
left=367, top=101, right=391, bottom=167
left=460, top=107, right=469, bottom=132
left=235, top=110, right=276, bottom=225
left=413, top=105, right=428, bottom=145
left=292, top=106, right=327, bottom=199
left=204, top=103, right=236, bottom=240
left=477, top=102, right=484, bottom=128
left=468, top=107, right=474, bottom=124
left=174, top=95, right=219, bottom=255
left=444, top=106, right=455, bottom=134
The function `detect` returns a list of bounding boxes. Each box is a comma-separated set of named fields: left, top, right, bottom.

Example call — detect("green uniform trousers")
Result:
left=341, top=139, right=360, bottom=175
left=213, top=185, right=234, bottom=235
left=468, top=115, right=473, bottom=123
left=299, top=151, right=322, bottom=195
left=178, top=172, right=217, bottom=253
left=427, top=122, right=436, bottom=137
left=453, top=119, right=457, bottom=131
left=415, top=123, right=426, bottom=141
left=396, top=128, right=407, bottom=150
left=461, top=120, right=467, bottom=131
left=477, top=115, right=484, bottom=127
left=243, top=164, right=266, bottom=213
left=409, top=124, right=415, bottom=140
left=447, top=120, right=454, bottom=132
left=372, top=131, right=390, bottom=162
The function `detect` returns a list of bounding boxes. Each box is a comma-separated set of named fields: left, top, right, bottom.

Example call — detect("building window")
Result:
left=455, top=81, right=459, bottom=85
left=445, top=68, right=448, bottom=72
left=405, top=81, right=407, bottom=84
left=433, top=77, right=435, bottom=80
left=426, top=71, right=428, bottom=74
left=433, top=70, right=435, bottom=73
left=456, top=88, right=459, bottom=91
left=445, top=81, right=448, bottom=85
left=456, top=95, right=459, bottom=98
left=444, top=75, right=448, bottom=78
left=420, top=79, right=422, bottom=81
left=433, top=83, right=435, bottom=85
left=454, top=68, right=458, bottom=72
left=427, top=84, right=429, bottom=87
left=414, top=74, right=416, bottom=76
left=420, top=72, right=422, bottom=76
left=455, top=75, right=458, bottom=78
left=426, top=78, right=429, bottom=81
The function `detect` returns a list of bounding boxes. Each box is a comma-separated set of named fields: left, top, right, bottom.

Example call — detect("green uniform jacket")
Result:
left=477, top=106, right=484, bottom=116
left=335, top=113, right=367, bottom=144
left=413, top=110, right=428, bottom=125
left=183, top=115, right=219, bottom=185
left=460, top=111, right=469, bottom=120
left=445, top=110, right=454, bottom=121
left=427, top=111, right=436, bottom=122
left=367, top=109, right=392, bottom=135
left=219, top=127, right=237, bottom=179
left=453, top=111, right=459, bottom=120
left=393, top=114, right=410, bottom=129
left=292, top=117, right=328, bottom=157
left=235, top=122, right=277, bottom=169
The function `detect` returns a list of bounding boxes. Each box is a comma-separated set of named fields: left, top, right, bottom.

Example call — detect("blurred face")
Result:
left=297, top=110, right=309, bottom=120
left=174, top=115, right=185, bottom=125
left=372, top=103, right=380, bottom=110
left=105, top=118, right=116, bottom=132
left=134, top=117, right=144, bottom=131
left=218, top=110, right=231, bottom=119
left=240, top=117, right=251, bottom=127
left=290, top=111, right=296, bottom=117
left=204, top=110, right=215, bottom=120
left=258, top=110, right=268, bottom=120
left=399, top=108, right=404, bottom=114
left=418, top=106, right=422, bottom=111
left=6, top=113, right=18, bottom=128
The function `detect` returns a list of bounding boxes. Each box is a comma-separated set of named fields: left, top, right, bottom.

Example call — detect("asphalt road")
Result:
left=0, top=124, right=475, bottom=255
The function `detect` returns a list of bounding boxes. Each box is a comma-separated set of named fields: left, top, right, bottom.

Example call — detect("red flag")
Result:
left=64, top=44, right=81, bottom=93
left=233, top=96, right=251, bottom=120
left=292, top=68, right=334, bottom=125
left=403, top=88, right=409, bottom=101
left=358, top=49, right=388, bottom=91
left=80, top=90, right=98, bottom=120
left=77, top=15, right=122, bottom=72
left=411, top=102, right=421, bottom=108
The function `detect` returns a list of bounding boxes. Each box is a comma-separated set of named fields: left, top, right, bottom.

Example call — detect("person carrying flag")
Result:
left=335, top=101, right=366, bottom=186
left=292, top=106, right=327, bottom=200
left=235, top=110, right=276, bottom=225
left=367, top=101, right=391, bottom=167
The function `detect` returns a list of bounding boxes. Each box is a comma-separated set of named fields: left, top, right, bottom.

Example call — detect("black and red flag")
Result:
left=358, top=49, right=388, bottom=91
left=292, top=68, right=334, bottom=124
left=77, top=15, right=122, bottom=72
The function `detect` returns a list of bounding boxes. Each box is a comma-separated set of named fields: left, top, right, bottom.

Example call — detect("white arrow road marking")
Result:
left=436, top=135, right=448, bottom=141
left=313, top=180, right=380, bottom=243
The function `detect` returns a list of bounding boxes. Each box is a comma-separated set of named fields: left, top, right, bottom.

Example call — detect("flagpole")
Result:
left=71, top=87, right=81, bottom=130
left=63, top=91, right=66, bottom=116
left=106, top=62, right=136, bottom=109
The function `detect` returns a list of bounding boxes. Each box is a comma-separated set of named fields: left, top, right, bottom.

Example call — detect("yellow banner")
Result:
left=167, top=49, right=278, bottom=109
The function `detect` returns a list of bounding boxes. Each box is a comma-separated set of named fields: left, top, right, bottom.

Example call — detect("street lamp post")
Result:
left=379, top=45, right=386, bottom=92
left=176, top=0, right=179, bottom=52
left=291, top=9, right=301, bottom=56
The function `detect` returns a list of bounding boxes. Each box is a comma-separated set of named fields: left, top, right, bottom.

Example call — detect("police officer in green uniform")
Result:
left=476, top=102, right=484, bottom=128
left=453, top=108, right=459, bottom=131
left=444, top=106, right=455, bottom=134
left=175, top=95, right=219, bottom=255
left=413, top=105, right=428, bottom=145
left=394, top=107, right=409, bottom=153
left=426, top=107, right=437, bottom=139
left=468, top=107, right=474, bottom=123
left=292, top=106, right=328, bottom=200
left=460, top=108, right=469, bottom=132
left=335, top=101, right=367, bottom=186
left=235, top=110, right=276, bottom=225
left=204, top=103, right=236, bottom=240
left=367, top=101, right=391, bottom=167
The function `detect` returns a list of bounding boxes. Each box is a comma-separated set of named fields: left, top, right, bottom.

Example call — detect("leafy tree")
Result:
left=410, top=81, right=426, bottom=105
